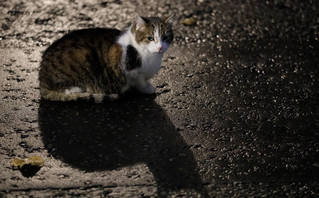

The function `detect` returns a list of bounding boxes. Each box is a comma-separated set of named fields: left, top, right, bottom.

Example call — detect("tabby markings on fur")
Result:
left=39, top=14, right=175, bottom=102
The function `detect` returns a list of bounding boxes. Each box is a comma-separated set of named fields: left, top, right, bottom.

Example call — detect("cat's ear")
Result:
left=135, top=14, right=146, bottom=31
left=164, top=13, right=175, bottom=26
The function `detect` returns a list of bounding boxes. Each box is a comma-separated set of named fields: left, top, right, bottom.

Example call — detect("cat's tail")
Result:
left=40, top=88, right=118, bottom=103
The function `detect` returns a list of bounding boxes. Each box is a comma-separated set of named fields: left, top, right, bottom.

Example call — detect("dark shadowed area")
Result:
left=39, top=93, right=207, bottom=196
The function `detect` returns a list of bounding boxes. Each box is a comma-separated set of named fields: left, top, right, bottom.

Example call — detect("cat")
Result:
left=39, top=13, right=175, bottom=102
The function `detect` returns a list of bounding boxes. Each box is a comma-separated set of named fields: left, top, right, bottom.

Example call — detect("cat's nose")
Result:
left=158, top=46, right=163, bottom=52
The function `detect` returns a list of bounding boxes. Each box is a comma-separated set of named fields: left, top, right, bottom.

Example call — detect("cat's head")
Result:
left=131, top=14, right=175, bottom=54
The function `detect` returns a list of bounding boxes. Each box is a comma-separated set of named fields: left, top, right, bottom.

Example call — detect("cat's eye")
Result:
left=147, top=36, right=154, bottom=41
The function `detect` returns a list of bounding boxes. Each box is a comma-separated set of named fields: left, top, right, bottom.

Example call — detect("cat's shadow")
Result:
left=38, top=93, right=206, bottom=196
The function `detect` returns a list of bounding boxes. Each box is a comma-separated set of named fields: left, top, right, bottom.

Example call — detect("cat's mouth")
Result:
left=155, top=49, right=167, bottom=54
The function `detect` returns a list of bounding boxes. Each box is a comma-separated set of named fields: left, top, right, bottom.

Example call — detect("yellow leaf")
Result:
left=182, top=17, right=196, bottom=26
left=12, top=158, right=26, bottom=168
left=26, top=156, right=44, bottom=167
left=12, top=155, right=44, bottom=168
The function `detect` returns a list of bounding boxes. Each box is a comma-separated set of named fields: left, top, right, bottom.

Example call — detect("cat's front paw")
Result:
left=138, top=83, right=156, bottom=94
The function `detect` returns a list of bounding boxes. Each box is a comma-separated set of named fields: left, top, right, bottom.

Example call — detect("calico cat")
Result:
left=39, top=14, right=175, bottom=102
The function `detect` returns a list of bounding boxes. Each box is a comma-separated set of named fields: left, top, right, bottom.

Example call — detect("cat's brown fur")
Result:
left=39, top=14, right=175, bottom=102
left=39, top=29, right=126, bottom=102
left=132, top=17, right=174, bottom=45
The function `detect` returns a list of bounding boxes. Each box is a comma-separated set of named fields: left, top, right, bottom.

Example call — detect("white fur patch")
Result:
left=65, top=87, right=84, bottom=94
left=117, top=24, right=171, bottom=92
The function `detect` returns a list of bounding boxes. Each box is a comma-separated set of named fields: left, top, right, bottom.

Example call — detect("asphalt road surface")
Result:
left=1, top=0, right=318, bottom=197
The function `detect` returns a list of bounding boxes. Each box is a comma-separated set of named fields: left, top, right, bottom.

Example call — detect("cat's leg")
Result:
left=65, top=87, right=109, bottom=103
left=91, top=93, right=118, bottom=103
left=41, top=88, right=91, bottom=101
left=41, top=86, right=107, bottom=103
left=144, top=81, right=156, bottom=94
left=135, top=78, right=156, bottom=94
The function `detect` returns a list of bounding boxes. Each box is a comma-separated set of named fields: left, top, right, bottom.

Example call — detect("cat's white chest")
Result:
left=140, top=54, right=162, bottom=79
